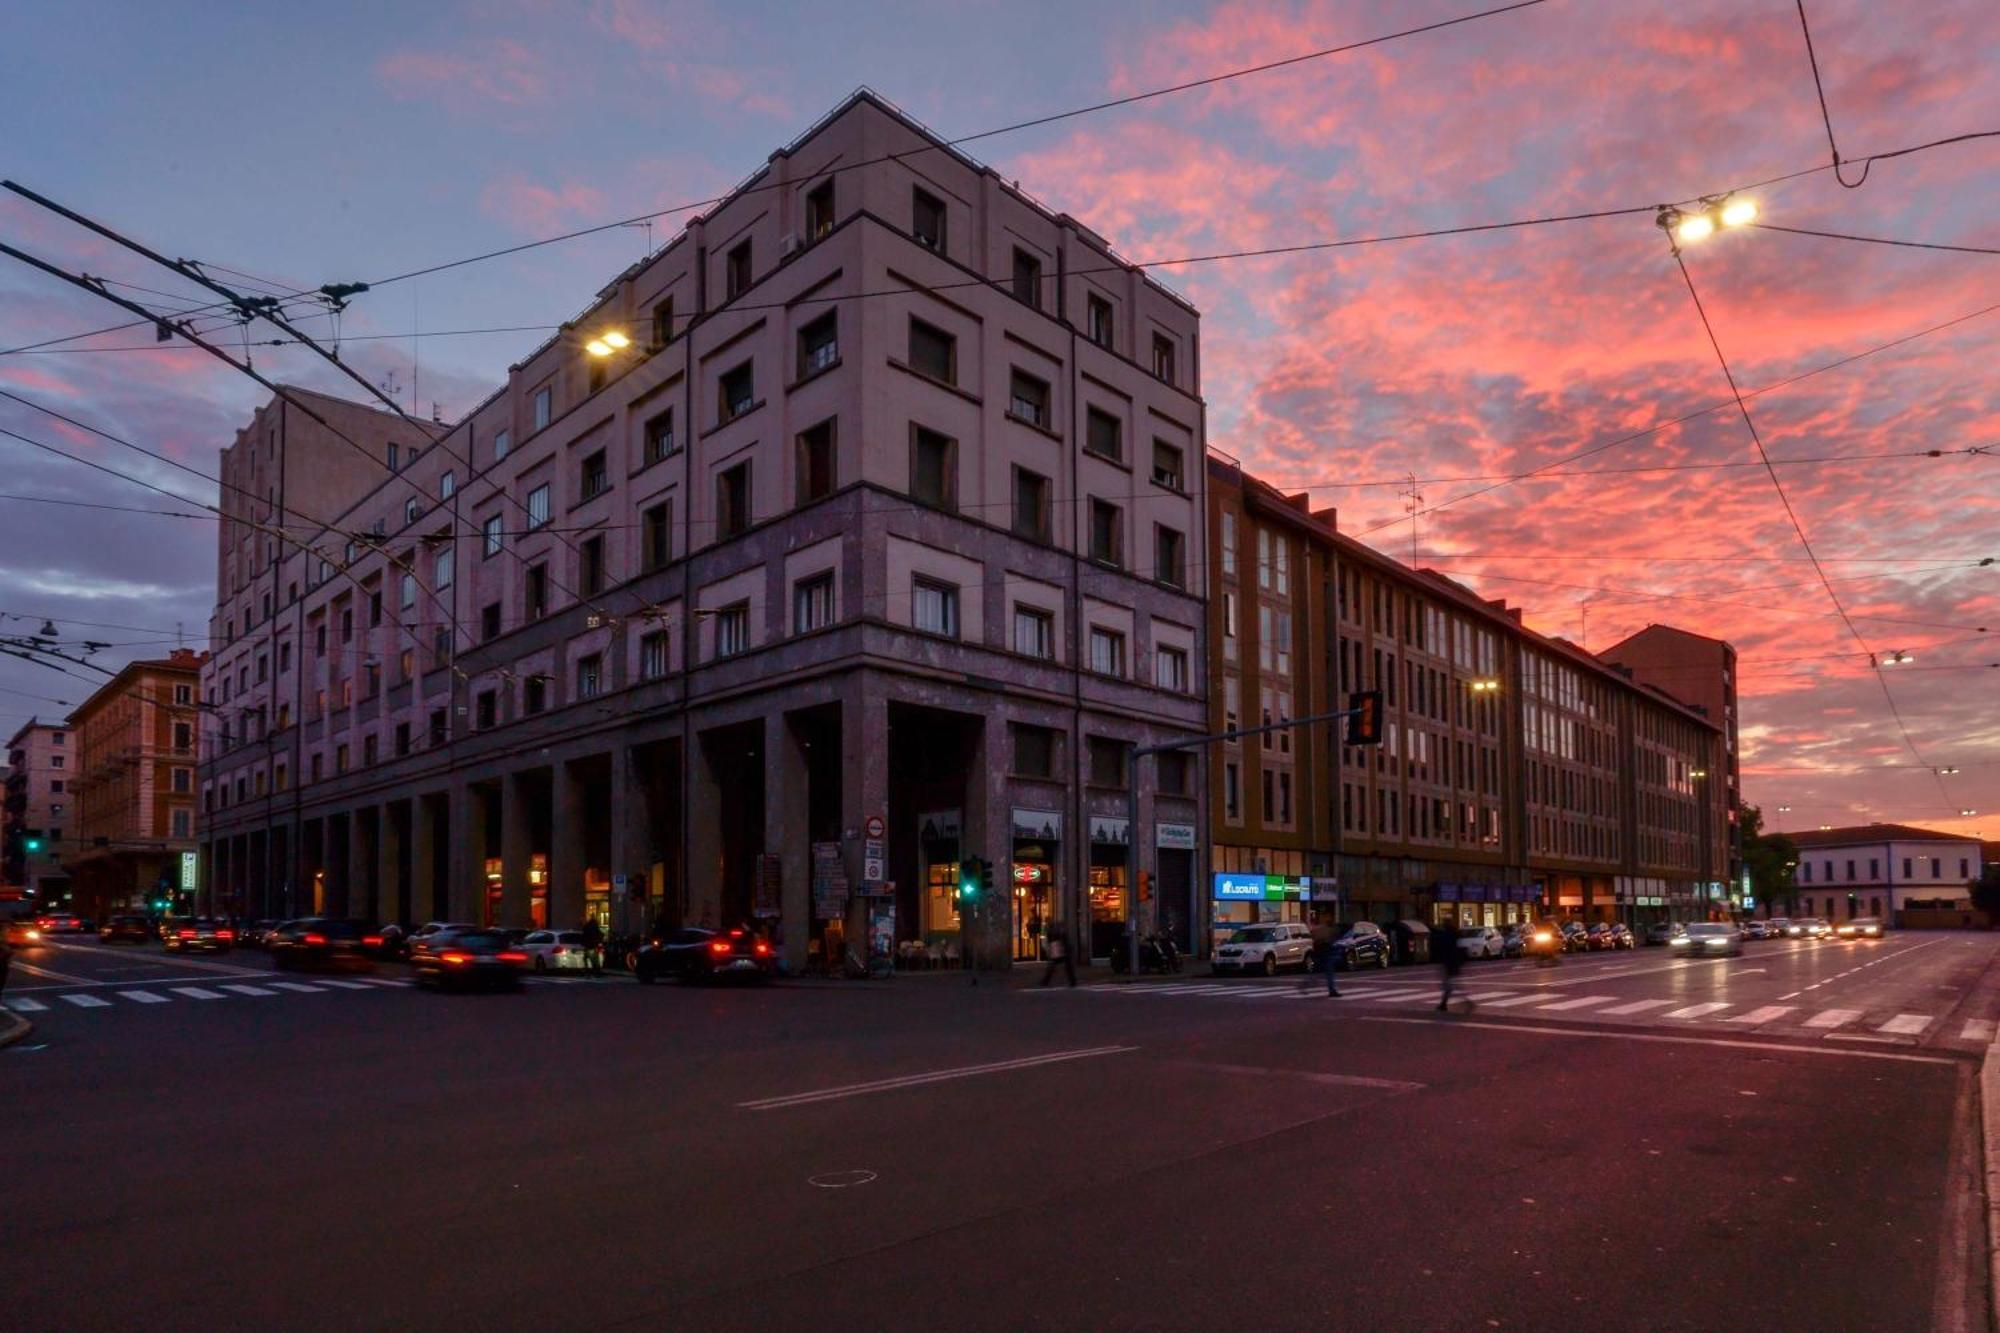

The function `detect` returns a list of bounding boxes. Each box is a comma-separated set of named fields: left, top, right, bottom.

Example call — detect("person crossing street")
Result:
left=1436, top=914, right=1470, bottom=1012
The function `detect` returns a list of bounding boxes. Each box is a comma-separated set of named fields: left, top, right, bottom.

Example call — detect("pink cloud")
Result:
left=376, top=37, right=551, bottom=110
left=477, top=174, right=613, bottom=236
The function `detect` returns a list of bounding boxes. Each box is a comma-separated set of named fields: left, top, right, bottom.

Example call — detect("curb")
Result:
left=0, top=1006, right=33, bottom=1050
left=1983, top=1033, right=2000, bottom=1329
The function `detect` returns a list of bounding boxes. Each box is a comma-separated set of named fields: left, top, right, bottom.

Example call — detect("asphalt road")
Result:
left=4, top=930, right=1993, bottom=1332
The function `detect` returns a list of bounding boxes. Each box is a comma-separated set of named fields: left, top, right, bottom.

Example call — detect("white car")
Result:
left=407, top=921, right=478, bottom=956
left=1455, top=926, right=1505, bottom=960
left=517, top=929, right=602, bottom=973
left=1213, top=924, right=1314, bottom=976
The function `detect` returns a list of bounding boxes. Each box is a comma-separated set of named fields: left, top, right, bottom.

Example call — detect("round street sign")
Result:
left=865, top=815, right=886, bottom=840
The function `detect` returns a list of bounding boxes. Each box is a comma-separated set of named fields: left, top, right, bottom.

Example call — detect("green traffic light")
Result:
left=24, top=839, right=41, bottom=852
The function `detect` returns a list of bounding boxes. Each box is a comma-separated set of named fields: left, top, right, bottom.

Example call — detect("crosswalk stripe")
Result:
left=1539, top=994, right=1617, bottom=1011
left=359, top=977, right=411, bottom=987
left=219, top=983, right=276, bottom=997
left=60, top=994, right=112, bottom=1008
left=4, top=995, right=48, bottom=1012
left=315, top=979, right=377, bottom=990
left=1349, top=988, right=1436, bottom=1003
left=1463, top=992, right=1521, bottom=1004
left=1598, top=999, right=1676, bottom=1016
left=1878, top=1013, right=1932, bottom=1035
left=1960, top=1019, right=1996, bottom=1044
left=169, top=986, right=226, bottom=1000
left=1478, top=992, right=1558, bottom=1008
left=1664, top=1002, right=1732, bottom=1020
left=1729, top=1006, right=1794, bottom=1025
left=267, top=982, right=323, bottom=994
left=1805, top=1009, right=1862, bottom=1029
left=118, top=990, right=170, bottom=1004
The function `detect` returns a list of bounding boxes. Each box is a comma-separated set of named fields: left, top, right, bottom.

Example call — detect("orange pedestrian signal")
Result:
left=1344, top=690, right=1385, bottom=746
left=1137, top=870, right=1152, bottom=903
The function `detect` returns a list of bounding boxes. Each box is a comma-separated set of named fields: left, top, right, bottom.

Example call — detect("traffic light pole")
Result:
left=1125, top=700, right=1372, bottom=980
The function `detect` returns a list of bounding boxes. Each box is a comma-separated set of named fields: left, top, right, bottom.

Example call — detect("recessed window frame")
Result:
left=911, top=575, right=960, bottom=639
left=909, top=425, right=957, bottom=511
left=908, top=317, right=956, bottom=384
left=796, top=419, right=836, bottom=506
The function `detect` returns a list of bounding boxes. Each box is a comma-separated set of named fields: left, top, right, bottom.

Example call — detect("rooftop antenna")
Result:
left=378, top=368, right=402, bottom=400
left=622, top=219, right=655, bottom=259
left=1402, top=473, right=1423, bottom=567
left=411, top=288, right=421, bottom=416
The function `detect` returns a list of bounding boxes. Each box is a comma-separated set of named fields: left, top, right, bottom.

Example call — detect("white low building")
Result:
left=1789, top=823, right=1985, bottom=923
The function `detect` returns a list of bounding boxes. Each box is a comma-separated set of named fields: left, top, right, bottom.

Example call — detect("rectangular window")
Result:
left=1151, top=333, right=1176, bottom=384
left=387, top=442, right=400, bottom=471
left=1084, top=407, right=1122, bottom=463
left=1088, top=736, right=1127, bottom=787
left=804, top=180, right=834, bottom=240
left=716, top=462, right=751, bottom=539
left=526, top=484, right=551, bottom=529
left=715, top=602, right=750, bottom=657
left=641, top=500, right=672, bottom=572
left=910, top=426, right=956, bottom=510
left=581, top=450, right=609, bottom=500
left=650, top=297, right=675, bottom=348
left=1224, top=761, right=1241, bottom=819
left=1013, top=724, right=1055, bottom=778
left=493, top=428, right=510, bottom=462
left=1008, top=369, right=1050, bottom=428
left=719, top=361, right=755, bottom=421
left=1089, top=499, right=1123, bottom=567
left=527, top=563, right=549, bottom=620
left=1151, top=440, right=1184, bottom=491
left=476, top=690, right=498, bottom=728
left=639, top=630, right=669, bottom=679
left=1221, top=511, right=1236, bottom=577
left=908, top=318, right=956, bottom=383
left=532, top=387, right=552, bottom=432
left=580, top=535, right=606, bottom=596
left=394, top=721, right=411, bottom=757
left=1158, top=750, right=1190, bottom=796
left=1012, top=248, right=1042, bottom=307
left=524, top=676, right=547, bottom=715
left=911, top=577, right=959, bottom=638
left=796, top=419, right=836, bottom=504
left=428, top=709, right=447, bottom=746
left=171, top=767, right=191, bottom=793
left=171, top=809, right=192, bottom=839
left=433, top=546, right=454, bottom=590
left=362, top=734, right=378, bottom=767
left=643, top=407, right=676, bottom=464
left=483, top=513, right=504, bottom=556
left=726, top=240, right=752, bottom=298
left=576, top=653, right=603, bottom=700
left=1156, top=644, right=1189, bottom=692
left=1013, top=605, right=1054, bottom=660
left=793, top=572, right=835, bottom=633
left=911, top=187, right=946, bottom=250
left=797, top=312, right=838, bottom=378
left=1009, top=466, right=1052, bottom=543
left=1154, top=526, right=1185, bottom=588
left=1086, top=294, right=1114, bottom=347
left=405, top=497, right=425, bottom=525
left=1088, top=626, right=1126, bottom=676
left=336, top=743, right=350, bottom=774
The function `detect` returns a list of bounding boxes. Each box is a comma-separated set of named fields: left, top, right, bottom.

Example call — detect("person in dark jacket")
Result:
left=1436, top=914, right=1469, bottom=1011
left=1038, top=927, right=1076, bottom=988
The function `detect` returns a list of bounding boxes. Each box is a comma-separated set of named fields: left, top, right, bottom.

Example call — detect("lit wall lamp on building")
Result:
left=583, top=330, right=633, bottom=358
left=1468, top=678, right=1500, bottom=694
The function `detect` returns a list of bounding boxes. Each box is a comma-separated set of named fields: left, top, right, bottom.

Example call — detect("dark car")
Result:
left=1608, top=923, right=1635, bottom=950
left=1583, top=923, right=1617, bottom=951
left=411, top=929, right=528, bottom=990
left=1559, top=921, right=1591, bottom=953
left=268, top=918, right=377, bottom=972
left=36, top=912, right=85, bottom=935
left=1329, top=921, right=1392, bottom=971
left=240, top=919, right=282, bottom=948
left=635, top=927, right=777, bottom=984
left=1500, top=925, right=1530, bottom=958
left=99, top=914, right=152, bottom=944
left=164, top=917, right=236, bottom=951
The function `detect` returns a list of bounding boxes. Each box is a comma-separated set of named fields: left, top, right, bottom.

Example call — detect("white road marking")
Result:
left=1805, top=1009, right=1862, bottom=1029
left=169, top=986, right=225, bottom=1000
left=1599, top=999, right=1677, bottom=1016
left=739, top=1045, right=1138, bottom=1111
left=1479, top=993, right=1559, bottom=1008
left=1960, top=1020, right=1996, bottom=1044
left=1462, top=992, right=1522, bottom=1004
left=1538, top=994, right=1617, bottom=1011
left=60, top=994, right=112, bottom=1008
left=1187, top=1062, right=1426, bottom=1091
left=8, top=960, right=100, bottom=984
left=1878, top=1013, right=1933, bottom=1035
left=1729, top=1006, right=1794, bottom=1025
left=1664, top=1002, right=1733, bottom=1020
left=1348, top=988, right=1438, bottom=1003
left=314, top=979, right=377, bottom=990
left=219, top=984, right=276, bottom=998
left=267, top=982, right=323, bottom=994
left=117, top=990, right=170, bottom=1004
left=4, top=996, right=48, bottom=1012
left=1361, top=1015, right=1960, bottom=1065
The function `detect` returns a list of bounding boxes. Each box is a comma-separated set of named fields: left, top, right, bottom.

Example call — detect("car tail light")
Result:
left=363, top=935, right=383, bottom=947
left=178, top=928, right=196, bottom=939
left=303, top=933, right=327, bottom=946
left=439, top=951, right=471, bottom=965
left=497, top=951, right=527, bottom=963
left=752, top=941, right=772, bottom=957
left=709, top=940, right=733, bottom=955
left=217, top=929, right=234, bottom=940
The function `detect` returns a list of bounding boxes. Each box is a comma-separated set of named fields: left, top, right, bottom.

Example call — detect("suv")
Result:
left=1213, top=924, right=1314, bottom=976
left=1331, top=921, right=1392, bottom=970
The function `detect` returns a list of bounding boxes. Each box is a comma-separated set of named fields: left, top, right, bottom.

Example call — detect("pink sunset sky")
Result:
left=1, top=0, right=1995, bottom=837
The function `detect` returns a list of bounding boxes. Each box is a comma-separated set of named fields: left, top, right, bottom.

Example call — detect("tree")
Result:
left=1970, top=864, right=2000, bottom=923
left=1740, top=804, right=1799, bottom=915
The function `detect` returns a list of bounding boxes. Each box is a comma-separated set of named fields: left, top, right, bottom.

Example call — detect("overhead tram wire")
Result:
left=1666, top=235, right=1959, bottom=816
left=1751, top=223, right=2000, bottom=258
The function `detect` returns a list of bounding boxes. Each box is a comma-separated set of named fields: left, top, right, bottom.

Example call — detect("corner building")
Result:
left=198, top=91, right=1208, bottom=969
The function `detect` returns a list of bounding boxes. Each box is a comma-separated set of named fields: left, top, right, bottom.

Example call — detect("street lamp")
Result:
left=1939, top=767, right=1961, bottom=776
left=1657, top=194, right=1757, bottom=248
left=584, top=330, right=633, bottom=357
left=1880, top=650, right=1914, bottom=666
left=1468, top=678, right=1501, bottom=694
left=1960, top=809, right=1979, bottom=817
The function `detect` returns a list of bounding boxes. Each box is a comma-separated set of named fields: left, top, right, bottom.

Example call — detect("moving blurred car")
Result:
left=1766, top=917, right=1792, bottom=938
left=411, top=929, right=528, bottom=990
left=163, top=918, right=235, bottom=952
left=634, top=926, right=776, bottom=984
left=36, top=912, right=85, bottom=935
left=1799, top=918, right=1832, bottom=939
left=4, top=916, right=42, bottom=946
left=1456, top=926, right=1505, bottom=960
left=1836, top=917, right=1885, bottom=939
left=99, top=914, right=152, bottom=944
left=1524, top=923, right=1564, bottom=961
left=365, top=923, right=409, bottom=960
left=1212, top=924, right=1314, bottom=976
left=1608, top=923, right=1635, bottom=950
left=1645, top=921, right=1682, bottom=947
left=407, top=922, right=478, bottom=956
left=1501, top=925, right=1531, bottom=958
left=1743, top=920, right=1771, bottom=940
left=1330, top=921, right=1393, bottom=970
left=1671, top=922, right=1743, bottom=957
left=268, top=918, right=376, bottom=971
left=1584, top=923, right=1618, bottom=951
left=517, top=929, right=602, bottom=973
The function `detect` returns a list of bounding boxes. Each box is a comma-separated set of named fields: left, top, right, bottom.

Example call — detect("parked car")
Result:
left=407, top=922, right=478, bottom=956
left=239, top=919, right=282, bottom=948
left=517, top=929, right=602, bottom=974
left=1743, top=920, right=1770, bottom=940
left=1558, top=921, right=1591, bottom=953
left=1456, top=926, right=1505, bottom=960
left=1671, top=922, right=1743, bottom=957
left=1608, top=923, right=1635, bottom=950
left=1584, top=923, right=1617, bottom=951
left=634, top=926, right=776, bottom=984
left=36, top=912, right=85, bottom=935
left=1500, top=925, right=1531, bottom=958
left=163, top=917, right=235, bottom=952
left=1212, top=924, right=1314, bottom=976
left=1836, top=916, right=1885, bottom=939
left=1330, top=921, right=1393, bottom=970
left=1645, top=921, right=1682, bottom=947
left=268, top=918, right=376, bottom=972
left=98, top=914, right=152, bottom=944
left=410, top=929, right=529, bottom=990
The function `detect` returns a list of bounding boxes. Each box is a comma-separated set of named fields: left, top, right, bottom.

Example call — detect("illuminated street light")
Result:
left=1777, top=805, right=1792, bottom=812
left=1961, top=809, right=1979, bottom=817
left=1468, top=678, right=1501, bottom=693
left=1657, top=193, right=1757, bottom=248
left=1719, top=197, right=1758, bottom=227
left=1939, top=767, right=1961, bottom=775
left=1881, top=650, right=1915, bottom=666
left=1675, top=212, right=1714, bottom=244
left=584, top=330, right=634, bottom=357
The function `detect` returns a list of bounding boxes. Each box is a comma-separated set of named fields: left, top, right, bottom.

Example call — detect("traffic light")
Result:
left=1344, top=690, right=1385, bottom=746
left=23, top=837, right=41, bottom=852
left=1137, top=870, right=1152, bottom=903
left=957, top=856, right=986, bottom=904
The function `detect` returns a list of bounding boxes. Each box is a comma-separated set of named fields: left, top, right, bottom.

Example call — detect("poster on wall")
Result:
left=1011, top=808, right=1062, bottom=841
left=811, top=841, right=848, bottom=921
left=1088, top=816, right=1129, bottom=847
left=867, top=900, right=896, bottom=970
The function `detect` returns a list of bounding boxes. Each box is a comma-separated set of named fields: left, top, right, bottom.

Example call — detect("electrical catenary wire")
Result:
left=1752, top=222, right=2000, bottom=257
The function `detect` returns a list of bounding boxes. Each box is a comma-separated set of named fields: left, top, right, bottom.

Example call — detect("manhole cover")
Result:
left=808, top=1169, right=878, bottom=1189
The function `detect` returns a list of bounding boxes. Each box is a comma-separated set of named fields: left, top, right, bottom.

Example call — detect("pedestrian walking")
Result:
left=1038, top=927, right=1076, bottom=988
left=1436, top=915, right=1469, bottom=1012
left=1303, top=916, right=1340, bottom=997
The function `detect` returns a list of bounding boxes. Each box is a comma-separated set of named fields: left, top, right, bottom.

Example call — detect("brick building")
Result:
left=67, top=649, right=205, bottom=916
left=3, top=719, right=75, bottom=908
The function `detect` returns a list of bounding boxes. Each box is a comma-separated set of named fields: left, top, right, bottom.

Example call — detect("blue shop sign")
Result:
left=1213, top=872, right=1312, bottom=902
